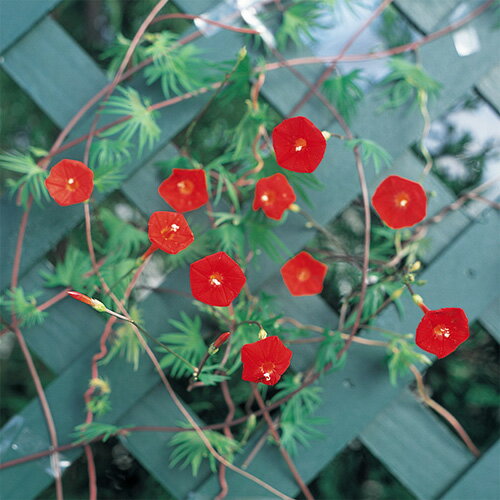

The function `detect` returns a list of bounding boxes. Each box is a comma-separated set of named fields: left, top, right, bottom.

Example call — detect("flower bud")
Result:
left=89, top=377, right=110, bottom=394
left=208, top=331, right=231, bottom=355
left=390, top=287, right=404, bottom=301
left=412, top=294, right=430, bottom=314
left=288, top=203, right=300, bottom=213
left=409, top=261, right=421, bottom=272
left=67, top=291, right=107, bottom=312
left=322, top=130, right=332, bottom=141
left=258, top=328, right=268, bottom=340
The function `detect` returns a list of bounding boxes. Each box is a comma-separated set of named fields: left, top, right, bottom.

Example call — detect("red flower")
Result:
left=272, top=116, right=327, bottom=173
left=280, top=251, right=328, bottom=296
left=190, top=251, right=246, bottom=307
left=415, top=307, right=470, bottom=359
left=372, top=175, right=427, bottom=229
left=158, top=168, right=209, bottom=212
left=147, top=211, right=194, bottom=255
left=252, top=173, right=296, bottom=220
left=45, top=159, right=94, bottom=206
left=241, top=336, right=292, bottom=385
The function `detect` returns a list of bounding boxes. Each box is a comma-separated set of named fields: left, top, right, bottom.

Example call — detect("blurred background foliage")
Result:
left=1, top=0, right=498, bottom=499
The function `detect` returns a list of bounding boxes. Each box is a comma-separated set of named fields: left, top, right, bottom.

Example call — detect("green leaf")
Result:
left=170, top=427, right=238, bottom=476
left=89, top=138, right=131, bottom=169
left=0, top=288, right=47, bottom=327
left=197, top=365, right=230, bottom=386
left=143, top=31, right=211, bottom=98
left=322, top=70, right=364, bottom=124
left=100, top=208, right=149, bottom=260
left=276, top=1, right=325, bottom=49
left=101, top=306, right=144, bottom=370
left=0, top=152, right=49, bottom=208
left=280, top=416, right=326, bottom=457
left=345, top=138, right=392, bottom=174
left=387, top=337, right=431, bottom=385
left=93, top=163, right=125, bottom=193
left=40, top=246, right=93, bottom=290
left=246, top=218, right=290, bottom=262
left=315, top=329, right=347, bottom=372
left=380, top=58, right=442, bottom=110
left=158, top=313, right=207, bottom=378
left=100, top=33, right=147, bottom=76
left=73, top=422, right=128, bottom=444
left=101, top=86, right=160, bottom=156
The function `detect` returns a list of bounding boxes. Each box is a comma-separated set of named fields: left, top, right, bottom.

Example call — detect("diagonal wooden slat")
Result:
left=0, top=0, right=62, bottom=54
left=440, top=440, right=500, bottom=500
left=360, top=390, right=475, bottom=500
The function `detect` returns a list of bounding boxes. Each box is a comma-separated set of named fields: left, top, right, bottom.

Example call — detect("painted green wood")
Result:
left=1, top=16, right=107, bottom=128
left=479, top=297, right=500, bottom=344
left=251, top=6, right=500, bottom=288
left=476, top=63, right=500, bottom=113
left=440, top=440, right=500, bottom=500
left=0, top=0, right=63, bottom=54
left=360, top=390, right=474, bottom=500
left=192, top=208, right=499, bottom=498
left=0, top=17, right=212, bottom=291
left=395, top=0, right=460, bottom=33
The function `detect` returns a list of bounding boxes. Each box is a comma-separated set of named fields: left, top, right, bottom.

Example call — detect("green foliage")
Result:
left=344, top=278, right=405, bottom=328
left=387, top=337, right=431, bottom=385
left=0, top=151, right=49, bottom=208
left=86, top=391, right=112, bottom=417
left=271, top=374, right=326, bottom=456
left=315, top=329, right=347, bottom=372
left=170, top=426, right=238, bottom=476
left=99, top=258, right=138, bottom=307
left=99, top=208, right=149, bottom=259
left=322, top=70, right=364, bottom=124
left=101, top=306, right=144, bottom=370
left=93, top=162, right=126, bottom=193
left=246, top=216, right=290, bottom=262
left=41, top=246, right=93, bottom=290
left=380, top=58, right=441, bottom=110
left=197, top=365, right=230, bottom=386
left=73, top=422, right=128, bottom=443
left=0, top=288, right=47, bottom=327
left=216, top=50, right=253, bottom=106
left=206, top=153, right=241, bottom=210
left=276, top=1, right=325, bottom=49
left=101, top=86, right=160, bottom=156
left=345, top=138, right=392, bottom=174
left=207, top=221, right=246, bottom=258
left=158, top=313, right=207, bottom=378
left=143, top=31, right=210, bottom=98
left=100, top=33, right=147, bottom=76
left=90, top=138, right=131, bottom=168
left=230, top=100, right=274, bottom=161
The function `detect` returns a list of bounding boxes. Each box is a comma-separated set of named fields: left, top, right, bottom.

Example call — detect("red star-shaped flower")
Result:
left=158, top=168, right=209, bottom=212
left=272, top=116, right=327, bottom=173
left=241, top=336, right=293, bottom=385
left=190, top=251, right=246, bottom=307
left=372, top=175, right=427, bottom=229
left=415, top=307, right=469, bottom=359
left=280, top=251, right=328, bottom=296
left=147, top=211, right=194, bottom=254
left=252, top=173, right=296, bottom=220
left=45, top=159, right=94, bottom=206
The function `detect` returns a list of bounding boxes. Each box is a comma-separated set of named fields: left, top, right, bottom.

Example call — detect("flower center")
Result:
left=260, top=191, right=275, bottom=206
left=177, top=179, right=194, bottom=195
left=209, top=272, right=224, bottom=287
left=66, top=177, right=79, bottom=192
left=294, top=137, right=307, bottom=152
left=160, top=223, right=181, bottom=239
left=395, top=192, right=410, bottom=208
left=260, top=362, right=275, bottom=382
left=433, top=325, right=451, bottom=338
left=297, top=268, right=311, bottom=282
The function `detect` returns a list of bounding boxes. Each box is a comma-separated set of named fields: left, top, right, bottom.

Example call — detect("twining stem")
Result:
left=252, top=385, right=314, bottom=500
left=289, top=0, right=395, bottom=116
left=409, top=365, right=480, bottom=457
left=103, top=308, right=196, bottom=371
